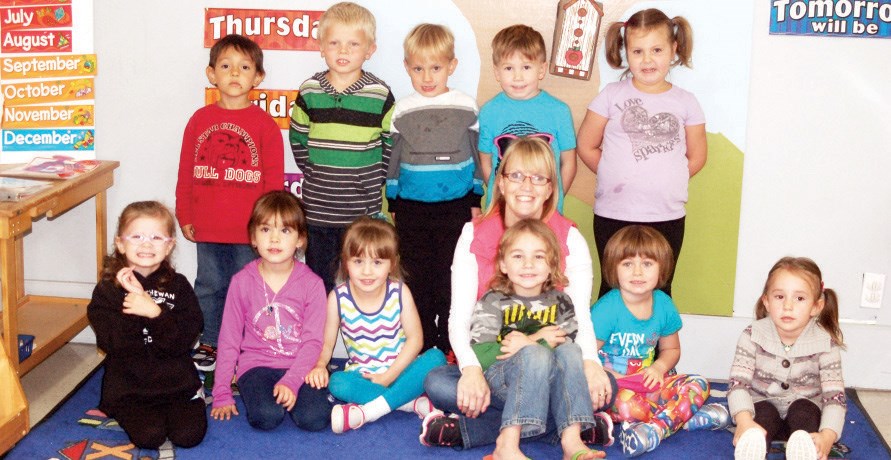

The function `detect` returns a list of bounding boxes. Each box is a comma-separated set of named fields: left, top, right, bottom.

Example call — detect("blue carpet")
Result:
left=6, top=366, right=890, bottom=459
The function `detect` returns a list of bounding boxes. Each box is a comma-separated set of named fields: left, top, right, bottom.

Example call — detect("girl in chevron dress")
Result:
left=305, top=217, right=447, bottom=433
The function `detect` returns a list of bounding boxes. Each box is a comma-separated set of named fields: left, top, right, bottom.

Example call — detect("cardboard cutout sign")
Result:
left=550, top=0, right=603, bottom=80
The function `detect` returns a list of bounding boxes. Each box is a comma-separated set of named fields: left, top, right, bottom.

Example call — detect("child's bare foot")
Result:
left=488, top=427, right=528, bottom=460
left=562, top=438, right=606, bottom=460
left=562, top=448, right=605, bottom=460
left=562, top=422, right=606, bottom=460
left=485, top=446, right=529, bottom=460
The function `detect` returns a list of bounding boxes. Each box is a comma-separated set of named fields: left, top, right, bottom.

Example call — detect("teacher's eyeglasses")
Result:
left=502, top=171, right=551, bottom=186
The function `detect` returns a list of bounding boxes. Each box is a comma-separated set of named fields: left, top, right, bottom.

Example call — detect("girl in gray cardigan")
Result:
left=729, top=257, right=845, bottom=460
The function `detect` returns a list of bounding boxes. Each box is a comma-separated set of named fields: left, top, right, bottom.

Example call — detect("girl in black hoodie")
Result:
left=88, top=201, right=205, bottom=449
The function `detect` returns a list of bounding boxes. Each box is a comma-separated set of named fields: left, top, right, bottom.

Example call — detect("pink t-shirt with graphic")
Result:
left=588, top=78, right=705, bottom=222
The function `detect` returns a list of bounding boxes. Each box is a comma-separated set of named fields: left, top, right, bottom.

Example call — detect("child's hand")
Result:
left=732, top=416, right=765, bottom=446
left=497, top=331, right=535, bottom=360
left=273, top=384, right=296, bottom=411
left=640, top=365, right=665, bottom=390
left=305, top=365, right=329, bottom=389
left=116, top=267, right=144, bottom=294
left=530, top=325, right=567, bottom=348
left=812, top=429, right=837, bottom=460
left=181, top=224, right=196, bottom=242
left=211, top=404, right=239, bottom=421
left=122, top=291, right=162, bottom=318
left=362, top=370, right=396, bottom=387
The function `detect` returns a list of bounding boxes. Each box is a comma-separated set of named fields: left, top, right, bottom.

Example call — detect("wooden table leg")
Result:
left=1, top=237, right=25, bottom=373
left=95, top=191, right=108, bottom=282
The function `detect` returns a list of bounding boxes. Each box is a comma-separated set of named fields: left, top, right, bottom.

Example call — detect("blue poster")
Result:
left=770, top=0, right=891, bottom=37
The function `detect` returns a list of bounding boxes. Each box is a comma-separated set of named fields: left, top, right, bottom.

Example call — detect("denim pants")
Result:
left=424, top=343, right=618, bottom=448
left=305, top=225, right=347, bottom=294
left=237, top=367, right=332, bottom=432
left=195, top=242, right=255, bottom=347
left=329, top=348, right=446, bottom=408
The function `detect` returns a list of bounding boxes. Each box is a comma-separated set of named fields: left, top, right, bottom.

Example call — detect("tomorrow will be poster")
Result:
left=770, top=0, right=891, bottom=37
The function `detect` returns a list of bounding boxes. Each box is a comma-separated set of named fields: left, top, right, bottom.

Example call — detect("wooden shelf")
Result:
left=0, top=161, right=118, bottom=454
left=10, top=296, right=90, bottom=375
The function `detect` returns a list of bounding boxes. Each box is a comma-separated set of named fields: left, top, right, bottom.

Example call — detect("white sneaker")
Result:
left=734, top=428, right=767, bottom=460
left=412, top=394, right=435, bottom=419
left=785, top=430, right=818, bottom=460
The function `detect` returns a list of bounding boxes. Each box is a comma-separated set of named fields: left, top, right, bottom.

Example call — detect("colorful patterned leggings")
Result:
left=611, top=373, right=710, bottom=438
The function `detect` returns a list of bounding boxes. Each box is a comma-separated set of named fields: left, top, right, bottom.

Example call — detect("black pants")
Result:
left=113, top=396, right=207, bottom=449
left=306, top=224, right=348, bottom=294
left=593, top=215, right=685, bottom=299
left=755, top=399, right=821, bottom=446
left=395, top=199, right=473, bottom=354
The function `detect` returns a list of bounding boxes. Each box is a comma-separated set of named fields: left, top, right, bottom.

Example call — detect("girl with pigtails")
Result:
left=576, top=8, right=707, bottom=299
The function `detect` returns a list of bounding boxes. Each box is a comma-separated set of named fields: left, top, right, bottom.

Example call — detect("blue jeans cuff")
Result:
left=502, top=418, right=546, bottom=438
left=558, top=415, right=595, bottom=434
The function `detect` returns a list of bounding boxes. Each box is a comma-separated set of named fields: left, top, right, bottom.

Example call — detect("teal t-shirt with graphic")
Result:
left=590, top=289, right=682, bottom=376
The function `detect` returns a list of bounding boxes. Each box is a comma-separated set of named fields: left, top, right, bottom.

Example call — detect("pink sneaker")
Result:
left=331, top=403, right=365, bottom=434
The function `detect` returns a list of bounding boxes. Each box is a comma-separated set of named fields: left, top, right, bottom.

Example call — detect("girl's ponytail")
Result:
left=604, top=21, right=626, bottom=70
left=819, top=287, right=845, bottom=348
left=671, top=16, right=694, bottom=68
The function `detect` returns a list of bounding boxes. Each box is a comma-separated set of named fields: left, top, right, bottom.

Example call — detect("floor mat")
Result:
left=6, top=368, right=889, bottom=459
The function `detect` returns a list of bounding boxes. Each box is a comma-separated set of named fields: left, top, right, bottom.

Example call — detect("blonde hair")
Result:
left=604, top=8, right=694, bottom=79
left=489, top=219, right=568, bottom=295
left=337, top=217, right=404, bottom=283
left=485, top=136, right=558, bottom=221
left=404, top=23, right=455, bottom=61
left=104, top=201, right=177, bottom=287
left=318, top=2, right=376, bottom=43
left=491, top=24, right=546, bottom=65
left=601, top=225, right=674, bottom=290
left=756, top=257, right=844, bottom=347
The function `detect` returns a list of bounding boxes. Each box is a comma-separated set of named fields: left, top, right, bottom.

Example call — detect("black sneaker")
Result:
left=193, top=344, right=217, bottom=371
left=581, top=411, right=615, bottom=447
left=419, top=410, right=463, bottom=448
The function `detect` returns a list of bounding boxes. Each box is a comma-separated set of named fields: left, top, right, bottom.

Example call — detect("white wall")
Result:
left=678, top=1, right=891, bottom=389
left=16, top=0, right=891, bottom=389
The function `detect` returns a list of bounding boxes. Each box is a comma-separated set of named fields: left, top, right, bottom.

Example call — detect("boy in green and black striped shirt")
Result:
left=289, top=2, right=394, bottom=292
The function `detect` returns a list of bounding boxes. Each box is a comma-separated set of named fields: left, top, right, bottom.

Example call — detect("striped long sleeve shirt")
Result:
left=289, top=71, right=395, bottom=227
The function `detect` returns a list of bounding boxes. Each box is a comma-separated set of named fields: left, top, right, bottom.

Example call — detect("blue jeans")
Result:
left=548, top=343, right=597, bottom=433
left=237, top=367, right=332, bottom=431
left=329, top=348, right=446, bottom=408
left=195, top=242, right=255, bottom=346
left=424, top=344, right=618, bottom=449
left=306, top=225, right=347, bottom=294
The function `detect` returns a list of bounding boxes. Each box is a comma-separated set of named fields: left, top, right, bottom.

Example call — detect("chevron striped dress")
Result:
left=336, top=280, right=405, bottom=374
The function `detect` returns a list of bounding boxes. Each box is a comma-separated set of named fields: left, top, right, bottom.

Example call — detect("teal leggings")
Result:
left=329, top=348, right=446, bottom=409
